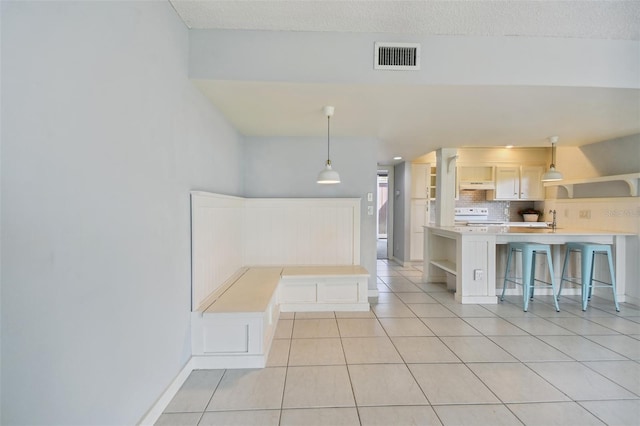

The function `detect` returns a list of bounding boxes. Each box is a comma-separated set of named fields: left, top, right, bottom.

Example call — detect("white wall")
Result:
left=190, top=29, right=639, bottom=89
left=242, top=136, right=378, bottom=290
left=543, top=135, right=640, bottom=301
left=1, top=2, right=243, bottom=424
left=555, top=134, right=640, bottom=181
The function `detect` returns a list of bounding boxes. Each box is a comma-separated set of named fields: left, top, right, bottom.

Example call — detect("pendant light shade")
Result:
left=541, top=135, right=563, bottom=182
left=317, top=105, right=341, bottom=184
left=317, top=163, right=341, bottom=184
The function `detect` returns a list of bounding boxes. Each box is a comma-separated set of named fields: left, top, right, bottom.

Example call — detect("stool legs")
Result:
left=604, top=247, right=621, bottom=312
left=581, top=250, right=593, bottom=311
left=500, top=246, right=514, bottom=302
left=522, top=247, right=534, bottom=312
left=502, top=243, right=559, bottom=312
left=545, top=250, right=560, bottom=312
left=557, top=246, right=572, bottom=299
left=559, top=243, right=620, bottom=312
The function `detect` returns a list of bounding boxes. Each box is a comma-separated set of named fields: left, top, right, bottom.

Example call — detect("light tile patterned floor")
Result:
left=157, top=260, right=640, bottom=425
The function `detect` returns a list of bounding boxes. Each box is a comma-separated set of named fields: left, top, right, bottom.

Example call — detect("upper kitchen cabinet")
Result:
left=411, top=163, right=436, bottom=199
left=520, top=166, right=545, bottom=199
left=491, top=165, right=544, bottom=200
left=458, top=165, right=495, bottom=190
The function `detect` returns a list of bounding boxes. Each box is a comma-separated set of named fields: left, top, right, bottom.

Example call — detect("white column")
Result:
left=435, top=148, right=458, bottom=226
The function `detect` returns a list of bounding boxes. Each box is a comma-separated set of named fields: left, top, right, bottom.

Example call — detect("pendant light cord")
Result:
left=326, top=114, right=331, bottom=165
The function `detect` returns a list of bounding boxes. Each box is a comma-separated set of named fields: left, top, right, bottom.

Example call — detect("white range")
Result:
left=454, top=207, right=549, bottom=228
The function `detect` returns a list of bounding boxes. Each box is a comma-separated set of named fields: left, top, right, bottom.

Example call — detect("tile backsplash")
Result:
left=456, top=190, right=536, bottom=221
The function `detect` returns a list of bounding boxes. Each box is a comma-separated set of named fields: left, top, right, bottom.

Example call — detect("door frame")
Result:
left=377, top=167, right=394, bottom=260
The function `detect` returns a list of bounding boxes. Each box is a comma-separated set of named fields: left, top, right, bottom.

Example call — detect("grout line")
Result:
left=161, top=263, right=639, bottom=424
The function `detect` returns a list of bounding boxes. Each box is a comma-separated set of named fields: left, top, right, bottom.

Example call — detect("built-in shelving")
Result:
left=543, top=173, right=640, bottom=198
left=430, top=259, right=456, bottom=275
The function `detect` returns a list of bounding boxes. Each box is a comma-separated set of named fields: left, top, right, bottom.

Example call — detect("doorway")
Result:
left=376, top=169, right=393, bottom=259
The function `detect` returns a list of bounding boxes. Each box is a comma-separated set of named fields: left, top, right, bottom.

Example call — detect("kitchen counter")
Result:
left=423, top=225, right=633, bottom=305
left=435, top=225, right=630, bottom=236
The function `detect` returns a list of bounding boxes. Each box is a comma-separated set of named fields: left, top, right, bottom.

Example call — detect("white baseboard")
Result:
left=368, top=288, right=379, bottom=298
left=389, top=256, right=405, bottom=266
left=137, top=358, right=194, bottom=425
left=620, top=294, right=636, bottom=306
left=191, top=354, right=266, bottom=369
left=455, top=294, right=499, bottom=304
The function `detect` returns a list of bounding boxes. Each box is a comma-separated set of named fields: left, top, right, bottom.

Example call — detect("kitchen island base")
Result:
left=423, top=225, right=630, bottom=305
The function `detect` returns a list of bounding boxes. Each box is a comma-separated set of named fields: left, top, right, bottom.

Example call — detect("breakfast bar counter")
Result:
left=423, top=225, right=633, bottom=305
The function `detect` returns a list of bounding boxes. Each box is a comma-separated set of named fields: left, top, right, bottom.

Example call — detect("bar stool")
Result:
left=558, top=242, right=620, bottom=312
left=501, top=242, right=560, bottom=312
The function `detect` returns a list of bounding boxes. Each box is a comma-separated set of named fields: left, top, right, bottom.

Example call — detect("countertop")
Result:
left=425, top=224, right=633, bottom=236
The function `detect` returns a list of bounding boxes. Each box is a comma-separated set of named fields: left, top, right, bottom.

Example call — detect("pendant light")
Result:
left=317, top=105, right=341, bottom=184
left=541, top=135, right=563, bottom=182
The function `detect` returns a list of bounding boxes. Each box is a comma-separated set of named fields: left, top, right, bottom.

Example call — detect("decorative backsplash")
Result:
left=456, top=190, right=535, bottom=221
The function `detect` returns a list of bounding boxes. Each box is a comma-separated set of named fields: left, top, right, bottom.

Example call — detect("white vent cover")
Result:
left=374, top=42, right=420, bottom=70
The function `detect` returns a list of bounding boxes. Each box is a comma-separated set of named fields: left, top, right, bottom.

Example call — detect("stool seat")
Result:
left=559, top=242, right=619, bottom=311
left=501, top=242, right=560, bottom=312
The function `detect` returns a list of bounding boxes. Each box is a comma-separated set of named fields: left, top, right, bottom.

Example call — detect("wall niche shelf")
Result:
left=543, top=173, right=640, bottom=198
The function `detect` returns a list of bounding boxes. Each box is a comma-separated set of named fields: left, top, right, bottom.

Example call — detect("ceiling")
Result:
left=171, top=1, right=640, bottom=163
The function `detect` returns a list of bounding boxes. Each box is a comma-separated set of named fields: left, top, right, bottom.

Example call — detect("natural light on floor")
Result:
left=156, top=260, right=640, bottom=426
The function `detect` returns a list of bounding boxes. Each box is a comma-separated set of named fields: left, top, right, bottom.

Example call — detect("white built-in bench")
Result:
left=190, top=192, right=370, bottom=369
left=280, top=265, right=370, bottom=312
left=191, top=265, right=369, bottom=369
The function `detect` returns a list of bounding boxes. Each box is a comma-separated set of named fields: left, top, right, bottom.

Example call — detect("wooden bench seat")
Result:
left=205, top=267, right=283, bottom=314
left=192, top=265, right=369, bottom=369
left=191, top=267, right=283, bottom=369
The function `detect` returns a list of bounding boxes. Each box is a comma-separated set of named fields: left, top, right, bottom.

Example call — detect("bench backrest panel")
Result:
left=191, top=192, right=361, bottom=311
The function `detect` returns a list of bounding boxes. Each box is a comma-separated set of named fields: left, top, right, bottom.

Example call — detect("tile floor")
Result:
left=156, top=260, right=640, bottom=425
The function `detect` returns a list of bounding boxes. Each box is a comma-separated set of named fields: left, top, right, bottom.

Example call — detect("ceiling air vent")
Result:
left=374, top=42, right=420, bottom=70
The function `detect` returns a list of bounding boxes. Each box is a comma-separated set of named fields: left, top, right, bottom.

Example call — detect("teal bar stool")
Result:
left=501, top=242, right=560, bottom=312
left=558, top=242, right=620, bottom=312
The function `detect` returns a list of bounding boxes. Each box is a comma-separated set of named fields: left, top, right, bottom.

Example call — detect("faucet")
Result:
left=549, top=209, right=557, bottom=231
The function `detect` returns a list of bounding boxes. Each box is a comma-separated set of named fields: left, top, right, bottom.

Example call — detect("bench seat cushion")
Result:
left=204, top=267, right=283, bottom=314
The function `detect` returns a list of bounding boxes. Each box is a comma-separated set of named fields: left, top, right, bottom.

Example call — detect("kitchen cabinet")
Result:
left=520, top=166, right=545, bottom=199
left=410, top=199, right=428, bottom=260
left=411, top=163, right=436, bottom=200
left=492, top=166, right=544, bottom=200
left=410, top=163, right=436, bottom=261
left=411, top=164, right=429, bottom=199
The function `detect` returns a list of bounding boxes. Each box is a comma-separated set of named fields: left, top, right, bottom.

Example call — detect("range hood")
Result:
left=459, top=181, right=495, bottom=190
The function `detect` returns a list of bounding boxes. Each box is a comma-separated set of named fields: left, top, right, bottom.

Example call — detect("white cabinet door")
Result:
left=520, top=166, right=544, bottom=200
left=410, top=200, right=427, bottom=260
left=317, top=280, right=359, bottom=303
left=411, top=164, right=430, bottom=198
left=494, top=167, right=520, bottom=200
left=279, top=283, right=317, bottom=303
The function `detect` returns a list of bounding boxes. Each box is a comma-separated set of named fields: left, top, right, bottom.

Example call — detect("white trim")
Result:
left=191, top=354, right=267, bottom=370
left=368, top=289, right=380, bottom=298
left=137, top=358, right=194, bottom=425
left=618, top=294, right=635, bottom=305
left=389, top=256, right=407, bottom=267
left=280, top=302, right=369, bottom=312
left=377, top=166, right=394, bottom=264
left=455, top=295, right=498, bottom=304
